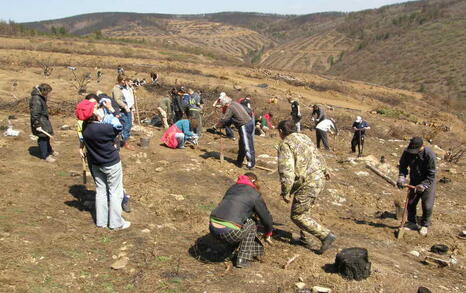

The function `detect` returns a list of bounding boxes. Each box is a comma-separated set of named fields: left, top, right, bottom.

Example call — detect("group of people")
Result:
left=29, top=77, right=437, bottom=269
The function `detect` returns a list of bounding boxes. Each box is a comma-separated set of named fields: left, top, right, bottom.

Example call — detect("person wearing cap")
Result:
left=77, top=93, right=132, bottom=213
left=288, top=97, right=301, bottom=132
left=351, top=116, right=370, bottom=154
left=215, top=96, right=256, bottom=169
left=209, top=173, right=273, bottom=268
left=397, top=137, right=436, bottom=236
left=76, top=99, right=130, bottom=230
left=311, top=104, right=326, bottom=125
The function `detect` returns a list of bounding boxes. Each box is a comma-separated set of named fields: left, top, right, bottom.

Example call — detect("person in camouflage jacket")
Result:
left=277, top=119, right=336, bottom=255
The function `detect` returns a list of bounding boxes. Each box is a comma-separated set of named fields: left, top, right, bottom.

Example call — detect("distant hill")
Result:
left=22, top=0, right=466, bottom=106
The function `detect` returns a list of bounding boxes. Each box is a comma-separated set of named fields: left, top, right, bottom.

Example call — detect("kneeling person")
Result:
left=210, top=173, right=273, bottom=268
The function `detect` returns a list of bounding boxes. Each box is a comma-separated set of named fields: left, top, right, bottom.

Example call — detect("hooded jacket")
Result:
left=30, top=87, right=53, bottom=137
left=210, top=176, right=273, bottom=234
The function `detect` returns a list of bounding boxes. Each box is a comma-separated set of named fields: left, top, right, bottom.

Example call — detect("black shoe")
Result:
left=316, top=233, right=336, bottom=255
left=122, top=199, right=131, bottom=213
left=235, top=258, right=251, bottom=268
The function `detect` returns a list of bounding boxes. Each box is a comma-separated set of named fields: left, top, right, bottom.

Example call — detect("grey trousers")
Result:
left=92, top=162, right=125, bottom=229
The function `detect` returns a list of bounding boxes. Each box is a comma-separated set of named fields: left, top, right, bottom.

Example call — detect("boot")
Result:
left=316, top=233, right=336, bottom=255
left=123, top=141, right=135, bottom=151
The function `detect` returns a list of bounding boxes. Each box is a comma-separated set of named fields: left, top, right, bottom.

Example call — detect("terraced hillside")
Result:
left=103, top=19, right=274, bottom=61
left=260, top=30, right=353, bottom=72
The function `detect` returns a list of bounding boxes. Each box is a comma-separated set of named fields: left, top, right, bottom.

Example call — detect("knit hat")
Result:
left=406, top=137, right=423, bottom=154
left=75, top=100, right=96, bottom=121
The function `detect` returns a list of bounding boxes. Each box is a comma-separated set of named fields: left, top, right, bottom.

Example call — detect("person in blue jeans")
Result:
left=30, top=83, right=58, bottom=163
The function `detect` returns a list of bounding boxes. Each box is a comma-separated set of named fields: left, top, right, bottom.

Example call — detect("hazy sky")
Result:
left=2, top=0, right=414, bottom=22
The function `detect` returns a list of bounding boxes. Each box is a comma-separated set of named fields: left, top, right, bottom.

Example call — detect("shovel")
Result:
left=396, top=184, right=416, bottom=240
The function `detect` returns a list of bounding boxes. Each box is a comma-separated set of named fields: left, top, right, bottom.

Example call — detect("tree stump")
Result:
left=335, top=248, right=371, bottom=280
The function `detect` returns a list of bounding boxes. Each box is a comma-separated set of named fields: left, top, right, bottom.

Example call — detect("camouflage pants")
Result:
left=290, top=174, right=330, bottom=242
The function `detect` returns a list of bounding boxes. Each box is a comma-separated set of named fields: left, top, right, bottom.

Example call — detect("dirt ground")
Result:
left=0, top=109, right=465, bottom=293
left=0, top=36, right=465, bottom=293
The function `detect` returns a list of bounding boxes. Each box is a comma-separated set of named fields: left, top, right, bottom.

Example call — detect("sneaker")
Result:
left=259, top=134, right=265, bottom=137
left=45, top=156, right=56, bottom=163
left=112, top=220, right=131, bottom=230
left=404, top=222, right=419, bottom=231
left=316, top=232, right=336, bottom=255
left=419, top=226, right=428, bottom=236
left=51, top=151, right=59, bottom=157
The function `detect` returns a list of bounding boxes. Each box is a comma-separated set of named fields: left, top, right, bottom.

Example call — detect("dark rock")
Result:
left=439, top=177, right=451, bottom=184
left=417, top=287, right=432, bottom=293
left=430, top=244, right=449, bottom=255
left=335, top=247, right=371, bottom=281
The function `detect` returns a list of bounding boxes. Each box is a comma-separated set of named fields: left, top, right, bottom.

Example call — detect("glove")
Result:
left=396, top=176, right=406, bottom=189
left=415, top=184, right=426, bottom=193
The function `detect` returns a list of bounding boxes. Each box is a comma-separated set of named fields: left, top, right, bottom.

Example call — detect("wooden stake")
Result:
left=133, top=89, right=141, bottom=125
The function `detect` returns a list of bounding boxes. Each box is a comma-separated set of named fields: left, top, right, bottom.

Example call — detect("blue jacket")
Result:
left=175, top=119, right=194, bottom=138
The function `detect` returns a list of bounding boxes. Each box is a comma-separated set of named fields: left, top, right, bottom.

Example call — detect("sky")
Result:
left=2, top=0, right=414, bottom=22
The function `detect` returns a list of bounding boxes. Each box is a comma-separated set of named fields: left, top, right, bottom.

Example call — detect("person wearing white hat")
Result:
left=351, top=116, right=370, bottom=156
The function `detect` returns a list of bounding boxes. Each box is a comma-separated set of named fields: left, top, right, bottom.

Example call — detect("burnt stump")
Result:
left=335, top=247, right=371, bottom=280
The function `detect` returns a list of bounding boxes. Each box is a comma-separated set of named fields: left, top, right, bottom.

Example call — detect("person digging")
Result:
left=277, top=120, right=336, bottom=254
left=396, top=137, right=436, bottom=236
left=209, top=173, right=273, bottom=268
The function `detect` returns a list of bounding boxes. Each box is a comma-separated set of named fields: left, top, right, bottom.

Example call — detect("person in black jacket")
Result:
left=30, top=83, right=57, bottom=162
left=210, top=173, right=273, bottom=268
left=288, top=97, right=301, bottom=132
left=397, top=137, right=436, bottom=236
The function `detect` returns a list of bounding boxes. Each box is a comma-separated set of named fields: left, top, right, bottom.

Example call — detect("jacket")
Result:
left=174, top=120, right=194, bottom=137
left=211, top=176, right=273, bottom=234
left=278, top=133, right=328, bottom=196
left=112, top=84, right=126, bottom=112
left=82, top=117, right=121, bottom=167
left=290, top=101, right=301, bottom=120
left=399, top=147, right=436, bottom=188
left=30, top=88, right=53, bottom=137
left=218, top=102, right=252, bottom=129
left=159, top=97, right=172, bottom=114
